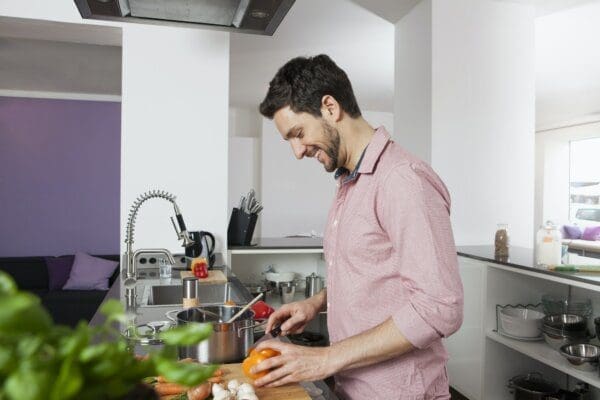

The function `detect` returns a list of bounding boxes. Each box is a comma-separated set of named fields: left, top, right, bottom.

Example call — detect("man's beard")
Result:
left=321, top=120, right=340, bottom=173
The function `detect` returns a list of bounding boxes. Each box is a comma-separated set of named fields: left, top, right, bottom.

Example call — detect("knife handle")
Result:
left=270, top=323, right=282, bottom=338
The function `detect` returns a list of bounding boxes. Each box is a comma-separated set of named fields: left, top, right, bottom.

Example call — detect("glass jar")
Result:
left=494, top=223, right=510, bottom=258
left=536, top=220, right=562, bottom=267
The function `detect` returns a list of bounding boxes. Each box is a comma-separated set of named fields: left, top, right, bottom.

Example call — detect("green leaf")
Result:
left=99, top=299, right=126, bottom=323
left=0, top=346, right=16, bottom=376
left=0, top=272, right=16, bottom=296
left=159, top=322, right=213, bottom=346
left=17, top=336, right=44, bottom=359
left=79, top=342, right=111, bottom=363
left=58, top=325, right=90, bottom=359
left=0, top=293, right=52, bottom=335
left=5, top=368, right=52, bottom=400
left=154, top=356, right=218, bottom=387
left=50, top=357, right=83, bottom=400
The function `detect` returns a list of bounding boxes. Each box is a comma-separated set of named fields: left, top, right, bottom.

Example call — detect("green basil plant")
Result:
left=0, top=271, right=216, bottom=400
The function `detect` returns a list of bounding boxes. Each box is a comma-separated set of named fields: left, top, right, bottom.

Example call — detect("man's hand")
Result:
left=265, top=296, right=321, bottom=335
left=252, top=340, right=335, bottom=387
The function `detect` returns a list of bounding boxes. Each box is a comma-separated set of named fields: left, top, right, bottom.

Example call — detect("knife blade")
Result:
left=251, top=323, right=282, bottom=350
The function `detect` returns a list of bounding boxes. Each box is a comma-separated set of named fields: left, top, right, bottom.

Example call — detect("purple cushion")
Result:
left=581, top=226, right=600, bottom=241
left=563, top=225, right=583, bottom=240
left=63, top=252, right=118, bottom=290
left=45, top=255, right=75, bottom=290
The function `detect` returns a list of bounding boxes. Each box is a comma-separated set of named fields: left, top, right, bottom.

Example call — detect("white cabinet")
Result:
left=448, top=256, right=600, bottom=399
left=445, top=257, right=486, bottom=400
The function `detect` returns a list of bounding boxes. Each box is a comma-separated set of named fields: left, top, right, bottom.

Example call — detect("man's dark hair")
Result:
left=259, top=54, right=362, bottom=119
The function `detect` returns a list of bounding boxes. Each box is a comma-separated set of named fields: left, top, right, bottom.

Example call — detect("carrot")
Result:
left=154, top=382, right=188, bottom=396
left=187, top=383, right=212, bottom=400
left=207, top=376, right=223, bottom=384
left=212, top=368, right=224, bottom=377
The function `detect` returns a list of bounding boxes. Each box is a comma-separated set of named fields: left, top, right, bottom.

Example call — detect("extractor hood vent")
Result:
left=75, top=0, right=295, bottom=36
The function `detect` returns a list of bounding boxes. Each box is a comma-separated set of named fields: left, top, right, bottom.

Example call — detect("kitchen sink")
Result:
left=146, top=283, right=244, bottom=306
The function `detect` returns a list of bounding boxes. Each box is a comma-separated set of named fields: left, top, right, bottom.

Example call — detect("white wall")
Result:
left=395, top=0, right=536, bottom=248
left=121, top=24, right=229, bottom=253
left=259, top=110, right=393, bottom=238
left=394, top=0, right=432, bottom=162
left=0, top=2, right=231, bottom=254
left=535, top=121, right=600, bottom=230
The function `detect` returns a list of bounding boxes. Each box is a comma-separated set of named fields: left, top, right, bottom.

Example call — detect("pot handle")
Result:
left=237, top=320, right=267, bottom=338
left=165, top=310, right=179, bottom=323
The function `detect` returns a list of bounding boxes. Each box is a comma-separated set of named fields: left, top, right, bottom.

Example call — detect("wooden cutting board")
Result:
left=221, top=363, right=311, bottom=400
left=180, top=270, right=227, bottom=284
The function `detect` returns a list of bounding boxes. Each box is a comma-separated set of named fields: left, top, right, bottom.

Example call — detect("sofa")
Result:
left=0, top=255, right=119, bottom=327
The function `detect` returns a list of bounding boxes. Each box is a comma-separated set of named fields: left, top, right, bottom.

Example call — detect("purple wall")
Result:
left=0, top=97, right=120, bottom=257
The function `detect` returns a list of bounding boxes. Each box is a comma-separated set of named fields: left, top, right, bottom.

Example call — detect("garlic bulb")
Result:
left=237, top=383, right=255, bottom=395
left=227, top=379, right=240, bottom=394
left=213, top=390, right=233, bottom=400
left=212, top=383, right=227, bottom=396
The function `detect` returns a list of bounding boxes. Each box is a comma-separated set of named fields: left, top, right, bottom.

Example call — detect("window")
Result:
left=569, top=137, right=600, bottom=225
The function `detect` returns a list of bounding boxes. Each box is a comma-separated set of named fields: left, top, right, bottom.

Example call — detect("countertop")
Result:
left=89, top=274, right=337, bottom=400
left=229, top=237, right=323, bottom=250
left=457, top=245, right=600, bottom=286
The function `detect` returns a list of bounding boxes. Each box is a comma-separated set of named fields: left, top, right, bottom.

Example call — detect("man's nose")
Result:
left=290, top=139, right=306, bottom=160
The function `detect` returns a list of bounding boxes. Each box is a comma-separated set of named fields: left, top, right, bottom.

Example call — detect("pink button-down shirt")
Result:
left=324, top=127, right=464, bottom=400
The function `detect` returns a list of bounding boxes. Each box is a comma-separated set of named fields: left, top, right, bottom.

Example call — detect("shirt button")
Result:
left=328, top=260, right=333, bottom=267
left=327, top=302, right=330, bottom=308
left=333, top=219, right=338, bottom=226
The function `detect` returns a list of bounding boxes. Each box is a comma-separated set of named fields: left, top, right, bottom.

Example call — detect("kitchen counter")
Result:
left=457, top=244, right=600, bottom=286
left=89, top=274, right=337, bottom=400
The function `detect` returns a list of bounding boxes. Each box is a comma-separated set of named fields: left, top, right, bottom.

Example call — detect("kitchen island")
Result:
left=89, top=270, right=337, bottom=400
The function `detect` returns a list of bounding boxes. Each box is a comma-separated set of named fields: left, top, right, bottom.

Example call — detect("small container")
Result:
left=159, top=258, right=172, bottom=279
left=536, top=221, right=563, bottom=267
left=495, top=223, right=510, bottom=258
left=182, top=277, right=199, bottom=309
left=305, top=273, right=324, bottom=298
left=280, top=281, right=296, bottom=304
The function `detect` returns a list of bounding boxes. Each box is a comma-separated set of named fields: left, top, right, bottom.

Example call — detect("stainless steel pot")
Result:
left=305, top=273, right=324, bottom=298
left=166, top=305, right=264, bottom=363
left=508, top=373, right=561, bottom=400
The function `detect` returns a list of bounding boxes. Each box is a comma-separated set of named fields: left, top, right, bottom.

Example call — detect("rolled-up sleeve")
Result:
left=377, top=163, right=464, bottom=349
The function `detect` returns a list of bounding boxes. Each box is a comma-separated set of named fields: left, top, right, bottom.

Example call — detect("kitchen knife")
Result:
left=251, top=323, right=282, bottom=350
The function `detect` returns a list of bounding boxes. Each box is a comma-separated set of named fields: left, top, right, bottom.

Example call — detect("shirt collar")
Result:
left=334, top=126, right=391, bottom=183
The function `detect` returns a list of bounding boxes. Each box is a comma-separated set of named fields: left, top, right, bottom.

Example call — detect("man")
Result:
left=252, top=54, right=464, bottom=399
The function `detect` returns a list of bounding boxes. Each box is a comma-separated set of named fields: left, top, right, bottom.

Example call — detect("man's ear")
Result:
left=321, top=95, right=342, bottom=122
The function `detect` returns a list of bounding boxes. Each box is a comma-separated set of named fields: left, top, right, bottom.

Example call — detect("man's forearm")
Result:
left=307, top=288, right=327, bottom=313
left=328, top=318, right=414, bottom=372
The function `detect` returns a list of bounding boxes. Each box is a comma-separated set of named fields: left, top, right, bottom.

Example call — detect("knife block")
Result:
left=227, top=207, right=258, bottom=246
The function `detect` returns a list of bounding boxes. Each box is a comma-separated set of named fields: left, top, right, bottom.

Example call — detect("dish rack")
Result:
left=494, top=302, right=543, bottom=335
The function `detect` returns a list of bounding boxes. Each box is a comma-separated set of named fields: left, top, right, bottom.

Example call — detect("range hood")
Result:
left=74, top=0, right=295, bottom=36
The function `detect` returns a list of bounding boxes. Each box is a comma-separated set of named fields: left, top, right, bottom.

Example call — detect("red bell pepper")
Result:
left=251, top=300, right=274, bottom=320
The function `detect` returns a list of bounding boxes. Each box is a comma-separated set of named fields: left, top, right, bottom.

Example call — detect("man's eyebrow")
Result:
left=285, top=126, right=299, bottom=140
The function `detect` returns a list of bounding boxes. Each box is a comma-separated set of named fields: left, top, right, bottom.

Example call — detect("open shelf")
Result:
left=486, top=330, right=600, bottom=389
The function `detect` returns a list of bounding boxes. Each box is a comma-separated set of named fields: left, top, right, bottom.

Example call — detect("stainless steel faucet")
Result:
left=123, top=190, right=195, bottom=309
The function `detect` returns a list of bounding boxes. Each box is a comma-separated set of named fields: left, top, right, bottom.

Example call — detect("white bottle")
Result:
left=536, top=221, right=563, bottom=267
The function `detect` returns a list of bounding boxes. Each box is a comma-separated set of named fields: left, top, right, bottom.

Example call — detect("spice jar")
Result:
left=494, top=223, right=510, bottom=258
left=182, top=277, right=199, bottom=309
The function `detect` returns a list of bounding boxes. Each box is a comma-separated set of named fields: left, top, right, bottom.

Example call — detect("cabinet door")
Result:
left=445, top=257, right=485, bottom=400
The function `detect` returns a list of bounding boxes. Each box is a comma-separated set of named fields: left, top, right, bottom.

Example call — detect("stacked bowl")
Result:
left=541, top=314, right=592, bottom=350
left=541, top=295, right=592, bottom=318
